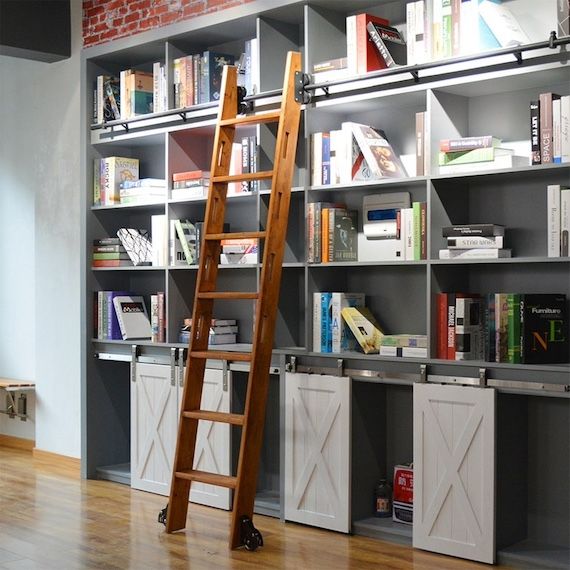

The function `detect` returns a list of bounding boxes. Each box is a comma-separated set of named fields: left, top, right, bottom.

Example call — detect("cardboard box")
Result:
left=393, top=464, right=413, bottom=525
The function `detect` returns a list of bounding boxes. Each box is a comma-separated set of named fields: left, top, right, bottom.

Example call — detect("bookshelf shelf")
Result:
left=82, top=0, right=570, bottom=566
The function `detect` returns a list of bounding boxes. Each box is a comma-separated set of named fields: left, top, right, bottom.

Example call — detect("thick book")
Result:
left=346, top=13, right=391, bottom=76
left=174, top=219, right=197, bottom=265
left=540, top=92, right=561, bottom=164
left=520, top=294, right=569, bottom=364
left=366, top=21, right=407, bottom=67
left=447, top=235, right=504, bottom=248
left=438, top=153, right=528, bottom=173
left=442, top=223, right=505, bottom=237
left=547, top=185, right=561, bottom=257
left=329, top=209, right=358, bottom=262
left=112, top=295, right=152, bottom=340
left=478, top=0, right=530, bottom=47
left=438, top=147, right=513, bottom=166
left=341, top=306, right=384, bottom=354
left=201, top=51, right=235, bottom=102
left=439, top=248, right=512, bottom=259
left=330, top=292, right=365, bottom=353
left=347, top=123, right=407, bottom=178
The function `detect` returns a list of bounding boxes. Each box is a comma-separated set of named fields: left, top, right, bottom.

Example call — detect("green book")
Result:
left=412, top=202, right=421, bottom=261
left=438, top=147, right=513, bottom=166
left=507, top=293, right=521, bottom=364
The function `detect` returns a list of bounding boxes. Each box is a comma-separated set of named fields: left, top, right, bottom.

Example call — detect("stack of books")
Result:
left=171, top=170, right=210, bottom=201
left=438, top=135, right=528, bottom=174
left=220, top=238, right=258, bottom=264
left=92, top=237, right=132, bottom=268
left=119, top=178, right=166, bottom=205
left=311, top=57, right=348, bottom=83
left=439, top=224, right=511, bottom=259
left=179, top=318, right=238, bottom=345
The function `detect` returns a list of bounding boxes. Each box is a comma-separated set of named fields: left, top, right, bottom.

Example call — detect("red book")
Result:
left=356, top=13, right=390, bottom=74
left=92, top=259, right=132, bottom=267
left=437, top=293, right=448, bottom=359
left=172, top=169, right=210, bottom=181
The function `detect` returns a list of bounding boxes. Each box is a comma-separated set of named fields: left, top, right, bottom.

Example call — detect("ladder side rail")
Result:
left=229, top=51, right=303, bottom=548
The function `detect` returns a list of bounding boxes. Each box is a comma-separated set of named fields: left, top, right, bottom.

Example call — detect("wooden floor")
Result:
left=0, top=446, right=509, bottom=570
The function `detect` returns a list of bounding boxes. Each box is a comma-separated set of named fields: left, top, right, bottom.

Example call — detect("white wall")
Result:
left=0, top=2, right=81, bottom=457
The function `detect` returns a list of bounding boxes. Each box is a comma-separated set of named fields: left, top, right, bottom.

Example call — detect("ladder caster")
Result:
left=240, top=516, right=263, bottom=551
left=158, top=505, right=168, bottom=526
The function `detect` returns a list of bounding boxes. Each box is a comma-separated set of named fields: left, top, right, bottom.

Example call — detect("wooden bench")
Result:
left=0, top=379, right=35, bottom=420
left=0, top=379, right=35, bottom=390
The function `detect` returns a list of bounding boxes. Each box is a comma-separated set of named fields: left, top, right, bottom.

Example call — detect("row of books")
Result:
left=311, top=122, right=407, bottom=186
left=94, top=292, right=156, bottom=341
left=531, top=93, right=570, bottom=166
left=548, top=184, right=570, bottom=257
left=436, top=292, right=569, bottom=364
left=93, top=156, right=140, bottom=206
left=179, top=318, right=239, bottom=345
left=437, top=135, right=527, bottom=174
left=438, top=223, right=511, bottom=260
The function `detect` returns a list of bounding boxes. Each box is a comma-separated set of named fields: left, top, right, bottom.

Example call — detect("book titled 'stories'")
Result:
left=113, top=295, right=152, bottom=340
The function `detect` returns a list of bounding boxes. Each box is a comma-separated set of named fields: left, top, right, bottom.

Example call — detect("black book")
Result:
left=442, top=224, right=505, bottom=237
left=530, top=100, right=541, bottom=165
left=366, top=21, right=407, bottom=68
left=520, top=294, right=568, bottom=364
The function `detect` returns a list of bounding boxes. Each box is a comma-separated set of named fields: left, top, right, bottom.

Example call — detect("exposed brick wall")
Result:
left=83, top=0, right=255, bottom=47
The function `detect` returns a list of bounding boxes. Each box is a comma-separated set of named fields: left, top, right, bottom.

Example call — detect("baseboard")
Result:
left=32, top=448, right=81, bottom=472
left=0, top=434, right=35, bottom=451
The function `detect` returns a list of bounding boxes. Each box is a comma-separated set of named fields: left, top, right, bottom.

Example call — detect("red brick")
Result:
left=139, top=16, right=160, bottom=29
left=124, top=11, right=141, bottom=23
left=100, top=28, right=119, bottom=40
left=159, top=11, right=180, bottom=25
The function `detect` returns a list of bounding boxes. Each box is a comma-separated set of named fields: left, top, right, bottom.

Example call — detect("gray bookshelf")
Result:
left=82, top=0, right=570, bottom=567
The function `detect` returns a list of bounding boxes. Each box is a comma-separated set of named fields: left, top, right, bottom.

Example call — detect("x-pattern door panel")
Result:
left=284, top=373, right=350, bottom=533
left=413, top=383, right=496, bottom=564
left=131, top=363, right=178, bottom=496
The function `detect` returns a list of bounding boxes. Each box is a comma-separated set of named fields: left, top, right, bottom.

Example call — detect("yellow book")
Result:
left=341, top=306, right=384, bottom=354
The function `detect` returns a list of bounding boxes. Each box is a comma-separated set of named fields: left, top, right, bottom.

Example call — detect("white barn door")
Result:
left=131, top=363, right=178, bottom=496
left=284, top=373, right=351, bottom=532
left=413, top=383, right=496, bottom=564
left=188, top=368, right=232, bottom=510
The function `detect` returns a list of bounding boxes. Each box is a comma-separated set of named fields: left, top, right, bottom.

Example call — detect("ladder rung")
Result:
left=197, top=292, right=259, bottom=300
left=205, top=231, right=266, bottom=241
left=182, top=410, right=245, bottom=425
left=212, top=171, right=273, bottom=183
left=190, top=350, right=252, bottom=362
left=219, top=110, right=280, bottom=127
left=175, top=469, right=237, bottom=488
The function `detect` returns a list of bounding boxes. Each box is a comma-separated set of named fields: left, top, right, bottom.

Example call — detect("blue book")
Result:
left=320, top=292, right=332, bottom=353
left=322, top=133, right=331, bottom=185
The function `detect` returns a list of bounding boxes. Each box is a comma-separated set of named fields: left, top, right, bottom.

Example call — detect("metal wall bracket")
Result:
left=178, top=111, right=188, bottom=122
left=549, top=30, right=557, bottom=49
left=410, top=70, right=420, bottom=82
left=294, top=72, right=311, bottom=104
left=419, top=364, right=427, bottom=382
left=513, top=51, right=523, bottom=64
left=130, top=345, right=140, bottom=382
left=479, top=368, right=488, bottom=388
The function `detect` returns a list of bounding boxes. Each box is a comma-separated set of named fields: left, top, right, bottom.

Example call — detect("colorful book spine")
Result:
left=507, top=293, right=521, bottom=363
left=530, top=100, right=541, bottom=165
left=320, top=292, right=332, bottom=352
left=540, top=92, right=561, bottom=164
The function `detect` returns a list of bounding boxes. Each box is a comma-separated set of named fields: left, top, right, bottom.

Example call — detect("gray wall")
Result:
left=0, top=1, right=81, bottom=456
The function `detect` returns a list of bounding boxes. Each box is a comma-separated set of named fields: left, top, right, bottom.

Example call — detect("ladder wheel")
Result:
left=240, top=516, right=263, bottom=551
left=158, top=505, right=168, bottom=526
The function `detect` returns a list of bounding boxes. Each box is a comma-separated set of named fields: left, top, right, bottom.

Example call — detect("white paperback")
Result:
left=561, top=188, right=570, bottom=256
left=547, top=184, right=562, bottom=257
left=447, top=235, right=504, bottom=249
left=331, top=292, right=365, bottom=353
left=151, top=214, right=168, bottom=266
left=439, top=248, right=512, bottom=259
left=113, top=295, right=152, bottom=340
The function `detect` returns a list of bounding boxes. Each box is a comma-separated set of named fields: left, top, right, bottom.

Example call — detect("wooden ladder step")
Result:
left=190, top=350, right=251, bottom=362
left=197, top=292, right=259, bottom=300
left=182, top=410, right=245, bottom=425
left=212, top=171, right=273, bottom=183
left=219, top=110, right=280, bottom=127
left=175, top=469, right=238, bottom=488
left=205, top=231, right=266, bottom=241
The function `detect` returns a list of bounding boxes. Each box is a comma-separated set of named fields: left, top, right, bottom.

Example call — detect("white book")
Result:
left=547, top=184, right=561, bottom=257
left=401, top=346, right=429, bottom=358
left=406, top=2, right=416, bottom=65
left=447, top=235, right=504, bottom=249
left=151, top=214, right=167, bottom=266
left=113, top=295, right=152, bottom=340
left=329, top=129, right=345, bottom=185
left=311, top=132, right=323, bottom=186
left=478, top=0, right=530, bottom=47
left=415, top=1, right=426, bottom=63
left=346, top=15, right=357, bottom=77
left=169, top=219, right=186, bottom=266
left=460, top=0, right=478, bottom=55
left=312, top=68, right=348, bottom=83
left=553, top=98, right=562, bottom=163
left=402, top=207, right=414, bottom=260
left=153, top=62, right=161, bottom=114
left=380, top=345, right=400, bottom=357
left=438, top=154, right=529, bottom=174
left=330, top=292, right=365, bottom=353
left=560, top=95, right=569, bottom=163
left=220, top=252, right=258, bottom=264
left=150, top=294, right=159, bottom=342
left=439, top=248, right=512, bottom=259
left=560, top=188, right=570, bottom=257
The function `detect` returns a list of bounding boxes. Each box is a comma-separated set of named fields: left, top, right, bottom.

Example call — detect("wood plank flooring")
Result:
left=0, top=446, right=509, bottom=569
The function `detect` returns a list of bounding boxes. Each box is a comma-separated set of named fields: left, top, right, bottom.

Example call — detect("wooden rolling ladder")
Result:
left=160, top=51, right=302, bottom=550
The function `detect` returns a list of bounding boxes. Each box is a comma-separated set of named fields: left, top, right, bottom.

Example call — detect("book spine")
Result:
left=413, top=202, right=421, bottom=260
left=507, top=293, right=521, bottom=364
left=416, top=112, right=425, bottom=176
left=157, top=291, right=165, bottom=343
left=547, top=184, right=561, bottom=257
left=447, top=235, right=504, bottom=248
left=322, top=132, right=331, bottom=185
left=249, top=134, right=257, bottom=192
left=530, top=100, right=541, bottom=165
left=420, top=202, right=427, bottom=259
left=451, top=0, right=461, bottom=55
left=314, top=203, right=322, bottom=263
left=98, top=291, right=104, bottom=340
left=313, top=292, right=321, bottom=352
left=540, top=92, right=557, bottom=164
left=561, top=188, right=570, bottom=257
left=437, top=292, right=448, bottom=359
left=150, top=294, right=159, bottom=342
left=322, top=208, right=330, bottom=263
left=346, top=15, right=357, bottom=76
left=407, top=2, right=416, bottom=65
left=440, top=135, right=495, bottom=152
left=561, top=95, right=570, bottom=163
left=495, top=293, right=509, bottom=363
left=320, top=292, right=332, bottom=352
left=416, top=0, right=427, bottom=63
left=485, top=293, right=496, bottom=362
left=93, top=158, right=101, bottom=205
left=553, top=98, right=562, bottom=163
left=312, top=132, right=323, bottom=186
left=331, top=293, right=342, bottom=353
left=446, top=292, right=457, bottom=360
left=441, top=0, right=452, bottom=58
left=519, top=295, right=525, bottom=363
left=200, top=51, right=210, bottom=103
left=306, top=203, right=314, bottom=263
left=366, top=21, right=395, bottom=67
left=241, top=136, right=250, bottom=192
